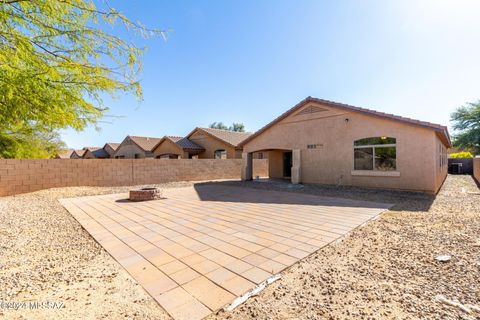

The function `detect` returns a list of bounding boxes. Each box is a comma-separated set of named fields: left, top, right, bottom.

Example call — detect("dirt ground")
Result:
left=1, top=175, right=479, bottom=319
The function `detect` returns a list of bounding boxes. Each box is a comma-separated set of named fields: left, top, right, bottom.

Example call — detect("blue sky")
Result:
left=62, top=0, right=480, bottom=148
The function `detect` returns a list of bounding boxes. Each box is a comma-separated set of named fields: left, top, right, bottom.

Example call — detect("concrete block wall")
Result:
left=0, top=159, right=269, bottom=197
left=474, top=157, right=480, bottom=184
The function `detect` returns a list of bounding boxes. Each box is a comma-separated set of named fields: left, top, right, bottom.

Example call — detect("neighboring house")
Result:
left=74, top=148, right=95, bottom=159
left=113, top=135, right=162, bottom=159
left=240, top=96, right=451, bottom=193
left=186, top=127, right=252, bottom=159
left=73, top=149, right=85, bottom=158
left=55, top=149, right=75, bottom=159
left=60, top=147, right=111, bottom=159
left=84, top=147, right=110, bottom=159
left=103, top=143, right=119, bottom=158
left=152, top=136, right=205, bottom=159
left=70, top=150, right=81, bottom=159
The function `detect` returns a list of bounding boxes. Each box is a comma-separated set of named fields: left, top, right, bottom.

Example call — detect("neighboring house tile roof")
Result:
left=168, top=136, right=205, bottom=151
left=85, top=147, right=109, bottom=158
left=105, top=142, right=119, bottom=151
left=187, top=127, right=252, bottom=148
left=56, top=149, right=75, bottom=159
left=128, top=136, right=163, bottom=152
left=154, top=136, right=205, bottom=152
left=239, top=96, right=452, bottom=148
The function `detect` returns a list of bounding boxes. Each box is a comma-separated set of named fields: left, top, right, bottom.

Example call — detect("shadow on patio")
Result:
left=192, top=180, right=436, bottom=212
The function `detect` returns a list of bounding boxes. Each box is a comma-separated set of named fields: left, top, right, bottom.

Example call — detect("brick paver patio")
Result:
left=60, top=184, right=391, bottom=320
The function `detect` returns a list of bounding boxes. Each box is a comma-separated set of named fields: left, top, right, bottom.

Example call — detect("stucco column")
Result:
left=241, top=152, right=253, bottom=181
left=291, top=149, right=301, bottom=184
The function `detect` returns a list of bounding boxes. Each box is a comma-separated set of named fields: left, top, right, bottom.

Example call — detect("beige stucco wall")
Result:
left=243, top=102, right=448, bottom=193
left=153, top=140, right=188, bottom=159
left=114, top=138, right=149, bottom=159
left=189, top=131, right=238, bottom=159
left=0, top=159, right=268, bottom=197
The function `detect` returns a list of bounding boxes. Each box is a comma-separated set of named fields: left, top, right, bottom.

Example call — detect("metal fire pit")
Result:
left=129, top=187, right=162, bottom=202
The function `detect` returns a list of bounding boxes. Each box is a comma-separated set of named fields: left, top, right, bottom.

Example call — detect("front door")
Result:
left=283, top=151, right=292, bottom=178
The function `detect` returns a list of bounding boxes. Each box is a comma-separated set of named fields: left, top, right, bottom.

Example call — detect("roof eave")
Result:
left=239, top=96, right=452, bottom=148
left=187, top=127, right=238, bottom=148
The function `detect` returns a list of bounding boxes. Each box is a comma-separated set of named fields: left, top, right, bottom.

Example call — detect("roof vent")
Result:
left=296, top=105, right=328, bottom=116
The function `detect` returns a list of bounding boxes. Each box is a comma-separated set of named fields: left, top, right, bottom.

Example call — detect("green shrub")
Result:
left=449, top=151, right=474, bottom=158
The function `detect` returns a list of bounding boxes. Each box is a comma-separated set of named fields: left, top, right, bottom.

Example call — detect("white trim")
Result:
left=351, top=170, right=400, bottom=177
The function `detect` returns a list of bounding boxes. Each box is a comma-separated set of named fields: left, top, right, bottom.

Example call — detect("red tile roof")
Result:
left=239, top=96, right=452, bottom=147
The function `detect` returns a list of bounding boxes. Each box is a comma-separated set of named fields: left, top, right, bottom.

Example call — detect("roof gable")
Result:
left=56, top=149, right=75, bottom=159
left=239, top=97, right=452, bottom=148
left=104, top=142, right=119, bottom=151
left=153, top=136, right=205, bottom=152
left=117, top=135, right=162, bottom=152
left=74, top=149, right=87, bottom=157
left=89, top=147, right=109, bottom=158
left=186, top=127, right=251, bottom=148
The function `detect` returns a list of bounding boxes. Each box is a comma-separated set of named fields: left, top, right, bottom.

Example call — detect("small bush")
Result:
left=449, top=151, right=474, bottom=158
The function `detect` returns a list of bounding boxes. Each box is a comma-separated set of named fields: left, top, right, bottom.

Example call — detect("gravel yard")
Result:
left=0, top=182, right=193, bottom=320
left=1, top=175, right=479, bottom=319
left=211, top=175, right=480, bottom=320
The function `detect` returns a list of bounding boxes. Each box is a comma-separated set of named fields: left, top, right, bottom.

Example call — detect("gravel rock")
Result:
left=0, top=182, right=191, bottom=319
left=1, top=175, right=479, bottom=320
left=209, top=175, right=480, bottom=320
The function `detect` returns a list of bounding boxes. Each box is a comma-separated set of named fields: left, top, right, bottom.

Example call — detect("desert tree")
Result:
left=0, top=0, right=165, bottom=158
left=209, top=122, right=246, bottom=132
left=451, top=101, right=480, bottom=155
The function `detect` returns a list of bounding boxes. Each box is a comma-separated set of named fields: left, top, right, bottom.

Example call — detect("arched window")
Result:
left=214, top=149, right=227, bottom=159
left=354, top=137, right=396, bottom=171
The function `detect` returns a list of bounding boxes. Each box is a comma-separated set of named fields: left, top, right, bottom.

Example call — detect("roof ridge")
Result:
left=308, top=97, right=447, bottom=129
left=200, top=127, right=251, bottom=133
left=129, top=135, right=162, bottom=139
left=238, top=96, right=451, bottom=147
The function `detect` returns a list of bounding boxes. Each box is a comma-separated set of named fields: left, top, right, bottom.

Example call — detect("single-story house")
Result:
left=239, top=97, right=451, bottom=193
left=73, top=149, right=95, bottom=159
left=103, top=143, right=119, bottom=158
left=69, top=150, right=81, bottom=159
left=55, top=149, right=75, bottom=159
left=58, top=146, right=114, bottom=159
left=113, top=135, right=162, bottom=159
left=186, top=127, right=252, bottom=159
left=85, top=147, right=110, bottom=159
left=152, top=136, right=205, bottom=159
